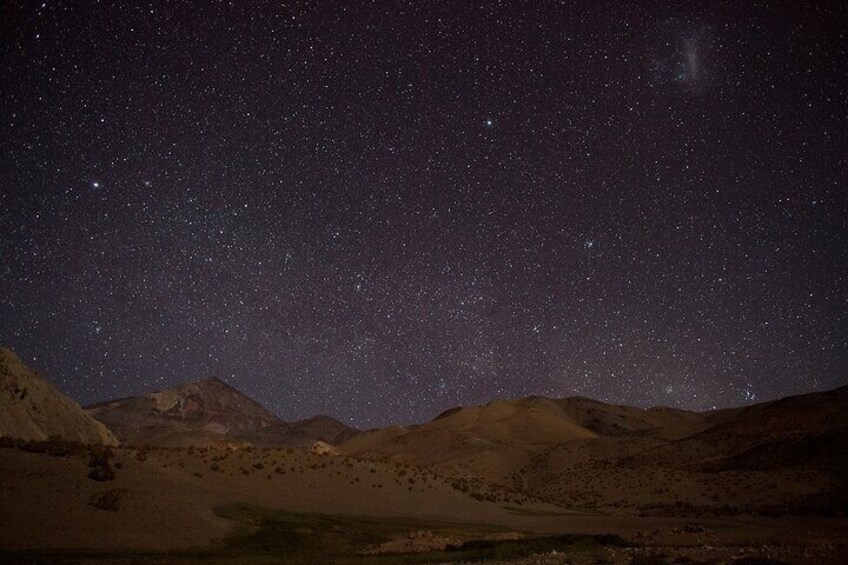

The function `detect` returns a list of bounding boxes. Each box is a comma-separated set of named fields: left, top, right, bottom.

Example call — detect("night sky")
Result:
left=1, top=2, right=846, bottom=428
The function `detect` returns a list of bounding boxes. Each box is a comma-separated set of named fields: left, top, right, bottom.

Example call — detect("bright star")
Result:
left=742, top=387, right=757, bottom=402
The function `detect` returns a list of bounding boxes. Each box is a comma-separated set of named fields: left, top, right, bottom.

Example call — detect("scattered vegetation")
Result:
left=209, top=504, right=627, bottom=564
left=87, top=446, right=116, bottom=481
left=0, top=435, right=87, bottom=457
left=89, top=489, right=126, bottom=512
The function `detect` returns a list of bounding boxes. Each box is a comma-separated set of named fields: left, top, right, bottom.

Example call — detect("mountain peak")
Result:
left=193, top=376, right=227, bottom=386
left=84, top=377, right=360, bottom=448
left=87, top=375, right=282, bottom=447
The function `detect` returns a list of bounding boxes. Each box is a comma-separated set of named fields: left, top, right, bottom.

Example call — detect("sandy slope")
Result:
left=339, top=397, right=599, bottom=483
left=2, top=445, right=847, bottom=564
left=0, top=445, right=558, bottom=551
left=339, top=387, right=848, bottom=519
left=0, top=348, right=117, bottom=445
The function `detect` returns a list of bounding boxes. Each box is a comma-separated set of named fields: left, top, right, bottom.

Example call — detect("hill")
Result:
left=340, top=386, right=848, bottom=517
left=339, top=395, right=707, bottom=482
left=2, top=354, right=847, bottom=562
left=0, top=347, right=117, bottom=445
left=86, top=376, right=280, bottom=446
left=249, top=415, right=359, bottom=446
left=86, top=377, right=358, bottom=447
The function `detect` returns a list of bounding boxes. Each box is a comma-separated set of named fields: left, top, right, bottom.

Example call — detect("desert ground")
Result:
left=2, top=348, right=847, bottom=563
left=1, top=440, right=846, bottom=564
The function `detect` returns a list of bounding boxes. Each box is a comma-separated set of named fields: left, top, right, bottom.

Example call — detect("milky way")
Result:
left=1, top=2, right=846, bottom=427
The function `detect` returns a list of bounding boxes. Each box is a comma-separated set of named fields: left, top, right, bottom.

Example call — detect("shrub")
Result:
left=88, top=463, right=115, bottom=481
left=0, top=436, right=18, bottom=449
left=88, top=448, right=112, bottom=468
left=90, top=489, right=125, bottom=511
left=45, top=436, right=77, bottom=457
left=629, top=551, right=668, bottom=565
left=88, top=447, right=116, bottom=481
left=21, top=440, right=47, bottom=454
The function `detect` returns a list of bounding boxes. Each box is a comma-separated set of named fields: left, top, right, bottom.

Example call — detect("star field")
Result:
left=1, top=2, right=846, bottom=427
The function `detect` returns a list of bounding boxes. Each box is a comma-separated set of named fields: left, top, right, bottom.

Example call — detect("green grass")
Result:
left=0, top=505, right=627, bottom=564
left=211, top=504, right=504, bottom=563
left=210, top=504, right=627, bottom=564
left=500, top=505, right=590, bottom=516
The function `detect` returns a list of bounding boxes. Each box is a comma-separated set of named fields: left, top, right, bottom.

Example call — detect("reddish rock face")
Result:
left=164, top=395, right=204, bottom=421
left=85, top=377, right=358, bottom=448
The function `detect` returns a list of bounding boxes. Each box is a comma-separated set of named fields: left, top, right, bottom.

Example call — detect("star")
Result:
left=0, top=2, right=842, bottom=428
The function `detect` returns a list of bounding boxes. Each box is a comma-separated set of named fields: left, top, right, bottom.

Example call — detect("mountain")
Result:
left=340, top=386, right=848, bottom=515
left=339, top=395, right=707, bottom=481
left=86, top=376, right=279, bottom=446
left=0, top=347, right=117, bottom=445
left=86, top=377, right=358, bottom=447
left=632, top=385, right=848, bottom=473
left=340, top=397, right=594, bottom=481
left=249, top=415, right=360, bottom=446
left=549, top=396, right=715, bottom=439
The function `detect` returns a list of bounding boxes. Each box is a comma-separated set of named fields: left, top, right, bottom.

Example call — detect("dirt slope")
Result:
left=0, top=347, right=117, bottom=445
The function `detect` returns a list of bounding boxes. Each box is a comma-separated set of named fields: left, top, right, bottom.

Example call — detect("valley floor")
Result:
left=1, top=445, right=846, bottom=564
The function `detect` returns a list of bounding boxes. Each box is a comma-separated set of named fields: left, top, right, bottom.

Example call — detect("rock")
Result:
left=310, top=440, right=339, bottom=455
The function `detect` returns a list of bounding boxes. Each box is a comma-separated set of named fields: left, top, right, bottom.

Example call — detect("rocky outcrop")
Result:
left=310, top=440, right=339, bottom=456
left=86, top=376, right=281, bottom=446
left=86, top=378, right=359, bottom=448
left=0, top=347, right=117, bottom=445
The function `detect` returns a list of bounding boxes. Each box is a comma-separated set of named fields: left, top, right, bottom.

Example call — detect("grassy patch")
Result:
left=211, top=504, right=626, bottom=564
left=410, top=534, right=625, bottom=564
left=213, top=503, right=504, bottom=561
left=0, top=506, right=626, bottom=564
left=501, top=505, right=589, bottom=516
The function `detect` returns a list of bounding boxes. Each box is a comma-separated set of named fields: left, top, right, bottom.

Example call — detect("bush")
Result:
left=44, top=436, right=78, bottom=457
left=0, top=436, right=18, bottom=449
left=20, top=440, right=47, bottom=454
left=90, top=489, right=125, bottom=511
left=88, top=463, right=115, bottom=481
left=88, top=447, right=116, bottom=481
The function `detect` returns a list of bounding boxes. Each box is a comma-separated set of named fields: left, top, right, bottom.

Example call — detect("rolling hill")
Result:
left=0, top=347, right=117, bottom=445
left=339, top=386, right=848, bottom=516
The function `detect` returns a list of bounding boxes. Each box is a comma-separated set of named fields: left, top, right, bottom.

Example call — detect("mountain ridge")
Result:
left=84, top=370, right=359, bottom=447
